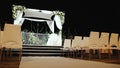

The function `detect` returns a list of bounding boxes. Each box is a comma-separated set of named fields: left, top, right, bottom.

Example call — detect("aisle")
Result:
left=20, top=57, right=120, bottom=68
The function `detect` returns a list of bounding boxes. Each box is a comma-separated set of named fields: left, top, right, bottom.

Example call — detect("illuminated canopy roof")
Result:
left=14, top=8, right=64, bottom=33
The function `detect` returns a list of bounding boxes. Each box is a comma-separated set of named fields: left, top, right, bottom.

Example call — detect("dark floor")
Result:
left=0, top=56, right=21, bottom=68
left=65, top=55, right=120, bottom=64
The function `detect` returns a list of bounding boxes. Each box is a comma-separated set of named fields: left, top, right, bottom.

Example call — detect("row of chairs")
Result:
left=63, top=31, right=120, bottom=59
left=0, top=23, right=22, bottom=61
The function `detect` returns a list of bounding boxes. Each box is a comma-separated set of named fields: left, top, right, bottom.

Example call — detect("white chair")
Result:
left=61, top=39, right=72, bottom=56
left=80, top=37, right=89, bottom=58
left=88, top=31, right=100, bottom=59
left=109, top=33, right=119, bottom=58
left=2, top=23, right=22, bottom=60
left=71, top=36, right=82, bottom=57
left=0, top=31, right=4, bottom=60
left=99, top=32, right=110, bottom=59
left=118, top=37, right=120, bottom=59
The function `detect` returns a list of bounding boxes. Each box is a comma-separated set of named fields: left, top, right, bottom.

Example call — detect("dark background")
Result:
left=0, top=0, right=120, bottom=37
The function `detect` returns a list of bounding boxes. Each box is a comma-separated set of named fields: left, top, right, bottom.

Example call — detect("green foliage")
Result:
left=22, top=32, right=48, bottom=46
left=12, top=4, right=26, bottom=19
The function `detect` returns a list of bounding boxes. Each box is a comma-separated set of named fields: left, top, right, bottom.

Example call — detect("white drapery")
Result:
left=24, top=9, right=54, bottom=20
left=14, top=8, right=63, bottom=46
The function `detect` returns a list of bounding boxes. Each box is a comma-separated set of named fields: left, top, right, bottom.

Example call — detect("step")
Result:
left=23, top=47, right=62, bottom=50
left=22, top=49, right=62, bottom=53
left=23, top=45, right=62, bottom=48
left=8, top=45, right=63, bottom=56
left=22, top=53, right=62, bottom=56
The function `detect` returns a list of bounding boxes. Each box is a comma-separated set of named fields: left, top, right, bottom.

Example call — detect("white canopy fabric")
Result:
left=54, top=15, right=62, bottom=30
left=14, top=8, right=63, bottom=46
left=46, top=21, right=54, bottom=33
left=47, top=32, right=62, bottom=46
left=14, top=11, right=24, bottom=25
left=24, top=9, right=54, bottom=20
left=14, top=9, right=62, bottom=32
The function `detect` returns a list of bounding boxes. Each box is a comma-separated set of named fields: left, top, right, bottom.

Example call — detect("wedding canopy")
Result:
left=13, top=8, right=64, bottom=46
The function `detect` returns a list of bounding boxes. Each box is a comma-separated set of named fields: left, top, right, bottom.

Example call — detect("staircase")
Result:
left=21, top=45, right=63, bottom=56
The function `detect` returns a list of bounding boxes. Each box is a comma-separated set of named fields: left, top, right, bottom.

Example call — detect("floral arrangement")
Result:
left=53, top=11, right=65, bottom=25
left=12, top=4, right=26, bottom=19
left=12, top=5, right=65, bottom=24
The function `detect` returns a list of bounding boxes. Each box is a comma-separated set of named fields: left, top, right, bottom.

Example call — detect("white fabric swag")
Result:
left=14, top=9, right=62, bottom=33
left=14, top=8, right=63, bottom=46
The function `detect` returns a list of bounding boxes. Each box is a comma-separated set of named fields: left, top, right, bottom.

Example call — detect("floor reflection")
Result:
left=0, top=55, right=21, bottom=68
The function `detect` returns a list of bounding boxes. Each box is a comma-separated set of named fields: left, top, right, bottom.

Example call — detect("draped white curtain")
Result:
left=54, top=15, right=62, bottom=30
left=46, top=31, right=62, bottom=46
left=46, top=21, right=54, bottom=33
left=14, top=9, right=63, bottom=46
left=14, top=11, right=24, bottom=25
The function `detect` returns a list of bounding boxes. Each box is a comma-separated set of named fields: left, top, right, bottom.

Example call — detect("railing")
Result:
left=22, top=32, right=49, bottom=46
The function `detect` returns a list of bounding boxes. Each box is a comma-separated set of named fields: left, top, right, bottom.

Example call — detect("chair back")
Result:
left=0, top=31, right=4, bottom=48
left=99, top=32, right=109, bottom=49
left=2, top=23, right=22, bottom=48
left=72, top=36, right=82, bottom=48
left=109, top=33, right=119, bottom=48
left=63, top=39, right=71, bottom=48
left=89, top=31, right=100, bottom=49
left=81, top=37, right=89, bottom=48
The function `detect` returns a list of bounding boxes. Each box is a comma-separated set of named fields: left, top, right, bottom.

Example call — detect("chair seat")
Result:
left=2, top=45, right=22, bottom=49
left=2, top=41, right=21, bottom=48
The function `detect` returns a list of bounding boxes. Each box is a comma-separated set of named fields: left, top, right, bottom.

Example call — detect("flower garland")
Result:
left=53, top=11, right=65, bottom=25
left=12, top=5, right=65, bottom=24
left=12, top=4, right=26, bottom=19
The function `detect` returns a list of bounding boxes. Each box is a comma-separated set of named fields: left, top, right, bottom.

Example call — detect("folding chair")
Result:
left=2, top=23, right=22, bottom=61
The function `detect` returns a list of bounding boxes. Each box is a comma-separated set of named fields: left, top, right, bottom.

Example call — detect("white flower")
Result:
left=12, top=4, right=26, bottom=19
